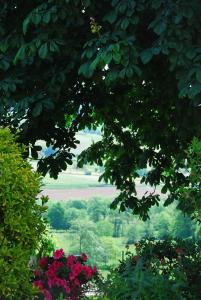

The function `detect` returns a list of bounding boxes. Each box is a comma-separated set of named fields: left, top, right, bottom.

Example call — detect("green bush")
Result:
left=0, top=128, right=47, bottom=299
left=96, top=238, right=201, bottom=300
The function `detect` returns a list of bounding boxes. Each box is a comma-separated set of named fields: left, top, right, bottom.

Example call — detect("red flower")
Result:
left=47, top=278, right=54, bottom=288
left=65, top=285, right=71, bottom=294
left=34, top=280, right=44, bottom=290
left=71, top=262, right=82, bottom=276
left=53, top=248, right=64, bottom=260
left=67, top=255, right=76, bottom=267
left=69, top=272, right=75, bottom=281
left=82, top=265, right=93, bottom=278
left=39, top=257, right=48, bottom=268
left=34, top=268, right=41, bottom=277
left=46, top=261, right=64, bottom=278
left=81, top=253, right=88, bottom=262
left=34, top=251, right=97, bottom=300
left=74, top=278, right=80, bottom=286
left=43, top=289, right=52, bottom=300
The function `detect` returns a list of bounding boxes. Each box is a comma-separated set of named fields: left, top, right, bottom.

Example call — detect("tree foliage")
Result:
left=1, top=1, right=201, bottom=218
left=47, top=202, right=69, bottom=230
left=0, top=128, right=47, bottom=299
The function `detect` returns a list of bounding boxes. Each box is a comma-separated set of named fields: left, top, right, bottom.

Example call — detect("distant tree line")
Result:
left=46, top=198, right=199, bottom=240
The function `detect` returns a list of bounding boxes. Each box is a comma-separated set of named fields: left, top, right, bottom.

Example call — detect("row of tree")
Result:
left=47, top=198, right=199, bottom=240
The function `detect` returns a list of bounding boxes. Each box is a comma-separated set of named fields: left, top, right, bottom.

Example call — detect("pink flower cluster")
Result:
left=33, top=249, right=97, bottom=300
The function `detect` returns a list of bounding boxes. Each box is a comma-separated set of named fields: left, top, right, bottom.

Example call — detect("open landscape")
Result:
left=1, top=2, right=201, bottom=299
left=36, top=133, right=199, bottom=274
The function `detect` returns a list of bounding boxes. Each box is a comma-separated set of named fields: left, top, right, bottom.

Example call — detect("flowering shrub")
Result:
left=33, top=249, right=97, bottom=300
left=131, top=238, right=201, bottom=299
left=96, top=238, right=201, bottom=300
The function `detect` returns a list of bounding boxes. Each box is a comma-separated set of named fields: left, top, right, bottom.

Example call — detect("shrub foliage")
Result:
left=0, top=128, right=47, bottom=299
left=98, top=238, right=201, bottom=300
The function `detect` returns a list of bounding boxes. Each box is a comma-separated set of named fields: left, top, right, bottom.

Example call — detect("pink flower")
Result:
left=82, top=265, right=93, bottom=278
left=65, top=285, right=71, bottom=294
left=34, top=252, right=97, bottom=300
left=70, top=262, right=83, bottom=279
left=34, top=280, right=44, bottom=290
left=74, top=278, right=80, bottom=286
left=54, top=277, right=67, bottom=288
left=47, top=277, right=55, bottom=288
left=46, top=261, right=64, bottom=277
left=34, top=268, right=41, bottom=277
left=69, top=273, right=75, bottom=281
left=43, top=289, right=52, bottom=300
left=53, top=249, right=64, bottom=260
left=39, top=257, right=48, bottom=268
left=67, top=255, right=76, bottom=267
left=81, top=253, right=87, bottom=262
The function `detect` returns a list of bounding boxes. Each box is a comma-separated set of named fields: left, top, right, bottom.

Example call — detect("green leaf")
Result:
left=151, top=47, right=161, bottom=55
left=23, top=17, right=30, bottom=34
left=196, top=69, right=201, bottom=83
left=35, top=39, right=42, bottom=48
left=9, top=83, right=16, bottom=92
left=85, top=48, right=94, bottom=59
left=78, top=62, right=93, bottom=78
left=0, top=59, right=9, bottom=71
left=174, top=15, right=183, bottom=24
left=161, top=185, right=167, bottom=194
left=89, top=58, right=99, bottom=71
left=186, top=49, right=196, bottom=60
left=121, top=18, right=129, bottom=30
left=153, top=21, right=167, bottom=35
left=118, top=2, right=127, bottom=13
left=140, top=49, right=153, bottom=64
left=0, top=41, right=8, bottom=53
left=43, top=99, right=55, bottom=110
left=106, top=71, right=118, bottom=83
left=49, top=41, right=60, bottom=53
left=181, top=7, right=193, bottom=19
left=133, top=65, right=142, bottom=76
left=38, top=43, right=48, bottom=59
left=32, top=12, right=41, bottom=25
left=113, top=51, right=121, bottom=63
left=32, top=102, right=43, bottom=117
left=103, top=11, right=117, bottom=24
left=164, top=196, right=174, bottom=206
left=43, top=12, right=51, bottom=24
left=112, top=0, right=119, bottom=6
left=119, top=68, right=126, bottom=79
left=189, top=82, right=201, bottom=97
left=13, top=46, right=26, bottom=64
left=126, top=66, right=133, bottom=78
left=83, top=0, right=91, bottom=7
left=151, top=0, right=162, bottom=9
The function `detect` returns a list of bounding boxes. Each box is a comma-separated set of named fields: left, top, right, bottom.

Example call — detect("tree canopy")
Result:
left=1, top=0, right=201, bottom=219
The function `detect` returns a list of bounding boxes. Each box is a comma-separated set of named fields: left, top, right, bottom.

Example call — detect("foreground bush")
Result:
left=96, top=238, right=201, bottom=300
left=0, top=128, right=47, bottom=299
left=33, top=249, right=97, bottom=299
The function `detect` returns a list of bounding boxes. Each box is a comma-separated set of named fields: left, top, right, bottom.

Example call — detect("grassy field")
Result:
left=42, top=171, right=151, bottom=189
left=50, top=230, right=130, bottom=270
left=42, top=173, right=107, bottom=189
